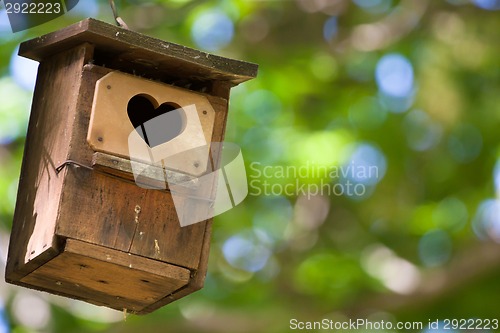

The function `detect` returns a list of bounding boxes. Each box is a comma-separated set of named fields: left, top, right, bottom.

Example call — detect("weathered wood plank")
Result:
left=22, top=239, right=190, bottom=313
left=19, top=18, right=258, bottom=85
left=5, top=43, right=94, bottom=281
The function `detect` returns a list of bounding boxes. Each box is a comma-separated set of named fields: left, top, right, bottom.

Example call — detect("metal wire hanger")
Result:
left=109, top=0, right=129, bottom=29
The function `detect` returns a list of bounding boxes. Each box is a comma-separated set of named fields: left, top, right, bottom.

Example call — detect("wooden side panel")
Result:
left=206, top=94, right=230, bottom=168
left=5, top=43, right=93, bottom=282
left=22, top=239, right=190, bottom=313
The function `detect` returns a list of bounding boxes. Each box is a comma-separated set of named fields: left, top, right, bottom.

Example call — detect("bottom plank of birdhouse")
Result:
left=19, top=239, right=191, bottom=313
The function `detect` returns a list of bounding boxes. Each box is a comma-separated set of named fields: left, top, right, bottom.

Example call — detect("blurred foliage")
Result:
left=1, top=0, right=500, bottom=332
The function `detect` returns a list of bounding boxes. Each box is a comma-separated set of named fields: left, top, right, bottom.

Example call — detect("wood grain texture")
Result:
left=5, top=43, right=94, bottom=282
left=22, top=239, right=190, bottom=313
left=19, top=18, right=258, bottom=85
left=57, top=167, right=209, bottom=269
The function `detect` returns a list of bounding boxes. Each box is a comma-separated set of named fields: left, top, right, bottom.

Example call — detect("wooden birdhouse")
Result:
left=5, top=18, right=257, bottom=314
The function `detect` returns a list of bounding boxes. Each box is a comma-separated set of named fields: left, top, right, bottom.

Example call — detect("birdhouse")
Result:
left=5, top=18, right=257, bottom=314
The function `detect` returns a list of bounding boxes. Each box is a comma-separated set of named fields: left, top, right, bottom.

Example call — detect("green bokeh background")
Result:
left=1, top=0, right=500, bottom=332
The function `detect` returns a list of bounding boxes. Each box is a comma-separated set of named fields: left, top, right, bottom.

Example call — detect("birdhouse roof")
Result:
left=19, top=18, right=258, bottom=85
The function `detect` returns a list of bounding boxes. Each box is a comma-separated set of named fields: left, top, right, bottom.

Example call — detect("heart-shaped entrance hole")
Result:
left=127, top=94, right=186, bottom=148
